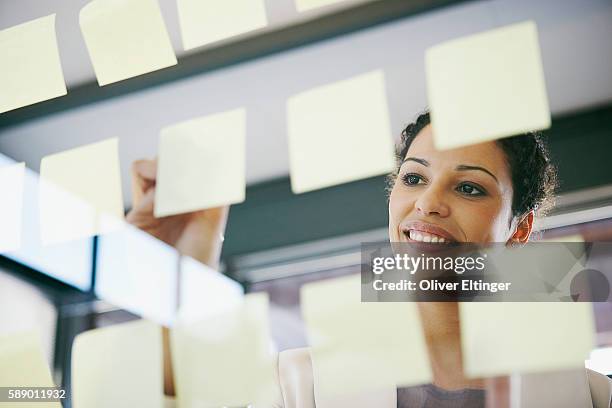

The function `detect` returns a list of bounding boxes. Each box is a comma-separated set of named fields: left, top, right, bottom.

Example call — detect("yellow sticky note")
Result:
left=0, top=163, right=25, bottom=253
left=426, top=21, right=551, bottom=150
left=79, top=0, right=177, bottom=86
left=541, top=234, right=584, bottom=243
left=460, top=302, right=595, bottom=377
left=171, top=293, right=276, bottom=407
left=154, top=109, right=246, bottom=217
left=163, top=396, right=176, bottom=408
left=295, top=0, right=349, bottom=12
left=0, top=272, right=58, bottom=363
left=71, top=320, right=163, bottom=408
left=96, top=223, right=179, bottom=326
left=287, top=70, right=395, bottom=193
left=301, top=275, right=432, bottom=400
left=0, top=331, right=60, bottom=408
left=177, top=0, right=267, bottom=50
left=39, top=138, right=124, bottom=246
left=0, top=15, right=67, bottom=114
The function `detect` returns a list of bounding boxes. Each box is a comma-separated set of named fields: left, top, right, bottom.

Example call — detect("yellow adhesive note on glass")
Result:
left=295, top=0, right=349, bottom=12
left=287, top=70, right=395, bottom=194
left=0, top=163, right=25, bottom=253
left=177, top=0, right=267, bottom=50
left=460, top=302, right=595, bottom=377
left=0, top=331, right=60, bottom=408
left=39, top=138, right=124, bottom=246
left=0, top=15, right=67, bottom=114
left=540, top=234, right=584, bottom=243
left=80, top=0, right=177, bottom=86
left=426, top=21, right=551, bottom=150
left=154, top=109, right=246, bottom=217
left=71, top=320, right=163, bottom=408
left=171, top=293, right=276, bottom=407
left=301, top=275, right=432, bottom=400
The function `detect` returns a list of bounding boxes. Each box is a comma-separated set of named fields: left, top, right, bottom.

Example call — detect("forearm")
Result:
left=161, top=238, right=225, bottom=397
left=163, top=327, right=176, bottom=396
left=162, top=208, right=228, bottom=396
left=174, top=207, right=228, bottom=268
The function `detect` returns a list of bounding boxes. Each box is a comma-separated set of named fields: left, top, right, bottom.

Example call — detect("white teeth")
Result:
left=407, top=230, right=448, bottom=243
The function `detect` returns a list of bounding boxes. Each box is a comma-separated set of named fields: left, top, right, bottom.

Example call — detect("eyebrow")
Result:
left=455, top=165, right=499, bottom=183
left=401, top=157, right=499, bottom=183
left=402, top=157, right=429, bottom=166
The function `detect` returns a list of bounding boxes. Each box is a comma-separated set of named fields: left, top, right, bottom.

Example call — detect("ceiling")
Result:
left=0, top=0, right=611, bottom=208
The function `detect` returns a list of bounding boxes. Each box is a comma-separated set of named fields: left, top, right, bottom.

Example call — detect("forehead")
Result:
left=405, top=125, right=510, bottom=177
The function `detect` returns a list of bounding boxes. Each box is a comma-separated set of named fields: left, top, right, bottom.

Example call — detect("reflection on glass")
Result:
left=177, top=255, right=243, bottom=324
left=0, top=162, right=25, bottom=253
left=96, top=222, right=179, bottom=326
left=0, top=154, right=92, bottom=290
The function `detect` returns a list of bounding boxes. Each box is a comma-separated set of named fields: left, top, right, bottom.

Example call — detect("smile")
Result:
left=406, top=230, right=450, bottom=243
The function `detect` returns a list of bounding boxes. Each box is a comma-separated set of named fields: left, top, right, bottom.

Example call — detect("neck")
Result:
left=417, top=302, right=484, bottom=390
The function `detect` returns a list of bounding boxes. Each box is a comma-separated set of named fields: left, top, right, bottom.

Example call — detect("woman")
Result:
left=127, top=111, right=596, bottom=407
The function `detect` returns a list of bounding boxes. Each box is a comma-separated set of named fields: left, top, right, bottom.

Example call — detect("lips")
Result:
left=400, top=221, right=459, bottom=244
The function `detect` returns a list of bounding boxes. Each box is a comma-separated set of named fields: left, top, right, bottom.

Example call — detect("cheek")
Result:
left=388, top=185, right=415, bottom=237
left=456, top=199, right=511, bottom=243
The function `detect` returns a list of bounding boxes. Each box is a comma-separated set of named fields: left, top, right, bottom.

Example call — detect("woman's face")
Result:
left=389, top=124, right=519, bottom=244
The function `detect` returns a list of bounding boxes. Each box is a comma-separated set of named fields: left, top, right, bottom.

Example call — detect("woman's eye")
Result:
left=457, top=183, right=485, bottom=196
left=402, top=173, right=424, bottom=186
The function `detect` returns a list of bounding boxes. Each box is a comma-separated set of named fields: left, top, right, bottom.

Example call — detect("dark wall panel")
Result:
left=223, top=105, right=612, bottom=257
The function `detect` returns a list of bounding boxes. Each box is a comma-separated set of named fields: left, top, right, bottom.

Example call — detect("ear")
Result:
left=508, top=211, right=534, bottom=245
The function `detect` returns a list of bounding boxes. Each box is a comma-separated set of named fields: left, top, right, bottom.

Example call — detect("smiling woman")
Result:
left=267, top=110, right=564, bottom=408
left=388, top=110, right=558, bottom=246
left=126, top=110, right=566, bottom=407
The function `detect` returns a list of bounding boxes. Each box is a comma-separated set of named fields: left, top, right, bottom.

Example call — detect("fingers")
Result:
left=126, top=187, right=156, bottom=229
left=133, top=158, right=157, bottom=181
left=131, top=159, right=157, bottom=207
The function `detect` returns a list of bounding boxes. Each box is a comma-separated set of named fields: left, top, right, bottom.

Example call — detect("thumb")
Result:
left=131, top=159, right=157, bottom=207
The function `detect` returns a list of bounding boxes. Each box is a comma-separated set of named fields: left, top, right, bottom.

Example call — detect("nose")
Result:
left=414, top=185, right=450, bottom=217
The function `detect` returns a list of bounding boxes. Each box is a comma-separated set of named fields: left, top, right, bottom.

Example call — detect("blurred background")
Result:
left=0, top=0, right=611, bottom=406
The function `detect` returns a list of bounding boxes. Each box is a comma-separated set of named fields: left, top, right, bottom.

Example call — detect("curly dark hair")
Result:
left=387, top=111, right=558, bottom=218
